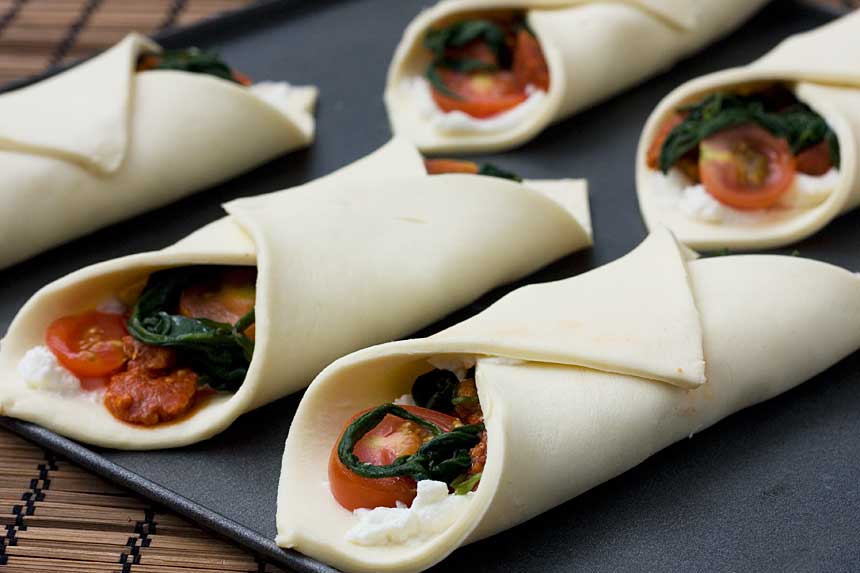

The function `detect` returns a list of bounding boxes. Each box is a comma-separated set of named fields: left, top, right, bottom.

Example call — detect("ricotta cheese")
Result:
left=393, top=393, right=416, bottom=406
left=96, top=296, right=127, bottom=315
left=403, top=76, right=546, bottom=134
left=346, top=480, right=474, bottom=546
left=427, top=355, right=476, bottom=381
left=649, top=167, right=840, bottom=224
left=17, top=346, right=82, bottom=397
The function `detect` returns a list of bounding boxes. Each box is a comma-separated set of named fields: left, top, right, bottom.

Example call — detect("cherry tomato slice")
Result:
left=795, top=140, right=833, bottom=176
left=232, top=70, right=253, bottom=87
left=136, top=55, right=161, bottom=72
left=444, top=40, right=499, bottom=67
left=328, top=405, right=459, bottom=511
left=699, top=124, right=796, bottom=210
left=646, top=113, right=684, bottom=170
left=46, top=311, right=128, bottom=378
left=512, top=29, right=549, bottom=91
left=424, top=158, right=480, bottom=175
left=431, top=69, right=528, bottom=119
left=179, top=268, right=256, bottom=338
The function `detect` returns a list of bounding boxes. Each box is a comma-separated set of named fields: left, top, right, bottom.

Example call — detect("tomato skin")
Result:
left=429, top=24, right=549, bottom=119
left=795, top=140, right=833, bottom=176
left=136, top=55, right=160, bottom=72
left=232, top=70, right=253, bottom=87
left=512, top=29, right=549, bottom=91
left=431, top=69, right=528, bottom=119
left=424, top=158, right=480, bottom=175
left=179, top=268, right=256, bottom=338
left=699, top=124, right=796, bottom=210
left=646, top=113, right=684, bottom=170
left=46, top=311, right=128, bottom=379
left=444, top=40, right=498, bottom=67
left=328, top=405, right=459, bottom=511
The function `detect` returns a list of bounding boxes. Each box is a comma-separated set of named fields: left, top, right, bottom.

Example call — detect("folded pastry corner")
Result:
left=385, top=0, right=767, bottom=153
left=276, top=228, right=860, bottom=572
left=637, top=12, right=860, bottom=250
left=0, top=33, right=318, bottom=269
left=0, top=138, right=592, bottom=449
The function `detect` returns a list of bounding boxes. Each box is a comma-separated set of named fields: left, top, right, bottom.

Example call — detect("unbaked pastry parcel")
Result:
left=0, top=33, right=318, bottom=269
left=637, top=11, right=860, bottom=250
left=0, top=138, right=592, bottom=449
left=276, top=229, right=860, bottom=573
left=385, top=0, right=769, bottom=153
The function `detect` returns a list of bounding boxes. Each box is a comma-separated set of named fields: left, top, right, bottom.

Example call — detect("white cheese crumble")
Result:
left=402, top=76, right=546, bottom=133
left=427, top=355, right=476, bottom=381
left=17, top=346, right=82, bottom=397
left=249, top=81, right=297, bottom=116
left=780, top=169, right=841, bottom=209
left=393, top=393, right=416, bottom=406
left=96, top=296, right=127, bottom=315
left=649, top=167, right=839, bottom=224
left=346, top=480, right=474, bottom=546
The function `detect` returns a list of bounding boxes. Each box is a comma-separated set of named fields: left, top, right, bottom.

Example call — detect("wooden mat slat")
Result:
left=28, top=490, right=148, bottom=509
left=145, top=535, right=251, bottom=554
left=14, top=527, right=137, bottom=545
left=137, top=549, right=259, bottom=570
left=4, top=544, right=128, bottom=564
left=0, top=433, right=39, bottom=448
left=1, top=558, right=123, bottom=573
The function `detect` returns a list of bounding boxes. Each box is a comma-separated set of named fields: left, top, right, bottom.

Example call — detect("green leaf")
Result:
left=424, top=20, right=509, bottom=64
left=451, top=471, right=482, bottom=495
left=412, top=369, right=459, bottom=413
left=658, top=92, right=840, bottom=173
left=337, top=404, right=484, bottom=484
left=126, top=267, right=254, bottom=391
left=149, top=48, right=238, bottom=83
left=424, top=58, right=498, bottom=100
left=423, top=19, right=511, bottom=99
left=424, top=64, right=452, bottom=97
left=478, top=162, right=523, bottom=182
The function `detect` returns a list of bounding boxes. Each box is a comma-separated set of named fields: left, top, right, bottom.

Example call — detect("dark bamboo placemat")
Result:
left=0, top=0, right=254, bottom=86
left=0, top=428, right=287, bottom=572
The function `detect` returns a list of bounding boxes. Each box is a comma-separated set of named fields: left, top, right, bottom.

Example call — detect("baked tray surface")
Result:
left=1, top=1, right=858, bottom=571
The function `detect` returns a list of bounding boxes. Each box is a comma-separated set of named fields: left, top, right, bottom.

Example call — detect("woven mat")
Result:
left=0, top=0, right=254, bottom=86
left=0, top=428, right=287, bottom=572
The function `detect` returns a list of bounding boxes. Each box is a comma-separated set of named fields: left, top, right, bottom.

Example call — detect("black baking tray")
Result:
left=2, top=1, right=859, bottom=571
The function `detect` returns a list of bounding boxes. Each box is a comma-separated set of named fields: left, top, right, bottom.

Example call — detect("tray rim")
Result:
left=0, top=1, right=846, bottom=572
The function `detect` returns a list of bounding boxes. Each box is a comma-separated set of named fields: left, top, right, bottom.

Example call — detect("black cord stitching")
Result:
left=157, top=0, right=188, bottom=33
left=0, top=0, right=27, bottom=39
left=49, top=0, right=104, bottom=67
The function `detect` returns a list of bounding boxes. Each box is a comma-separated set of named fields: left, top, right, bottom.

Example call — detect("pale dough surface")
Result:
left=0, top=138, right=592, bottom=449
left=386, top=0, right=768, bottom=153
left=0, top=33, right=318, bottom=269
left=636, top=12, right=860, bottom=250
left=277, top=229, right=860, bottom=573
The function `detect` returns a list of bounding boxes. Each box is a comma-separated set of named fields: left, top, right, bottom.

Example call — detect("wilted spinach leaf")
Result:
left=144, top=48, right=238, bottom=83
left=659, top=92, right=839, bottom=173
left=478, top=162, right=523, bottom=182
left=423, top=19, right=510, bottom=99
left=412, top=369, right=459, bottom=413
left=126, top=267, right=254, bottom=392
left=337, top=404, right=484, bottom=484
